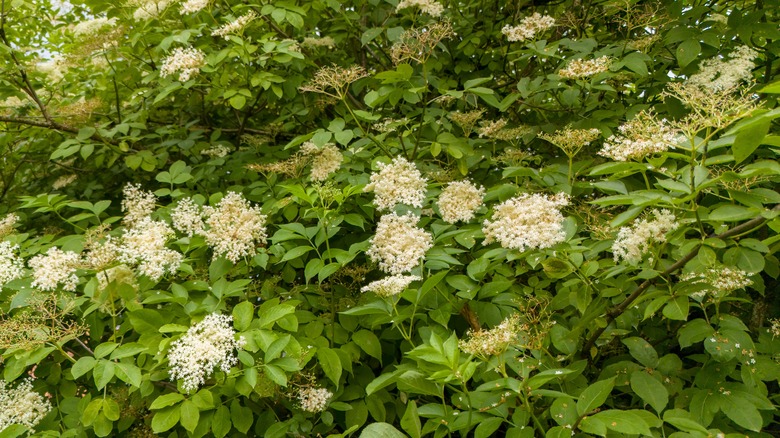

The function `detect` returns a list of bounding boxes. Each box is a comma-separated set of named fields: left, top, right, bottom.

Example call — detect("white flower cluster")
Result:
left=180, top=0, right=208, bottom=14
left=0, top=242, right=24, bottom=286
left=682, top=266, right=752, bottom=300
left=301, top=142, right=343, bottom=182
left=122, top=183, right=157, bottom=226
left=688, top=45, right=758, bottom=91
left=302, top=36, right=336, bottom=49
left=52, top=174, right=78, bottom=190
left=73, top=17, right=118, bottom=37
left=437, top=180, right=485, bottom=223
left=559, top=56, right=611, bottom=79
left=131, top=0, right=173, bottom=21
left=160, top=47, right=206, bottom=82
left=501, top=13, right=556, bottom=42
left=367, top=213, right=432, bottom=274
left=599, top=111, right=680, bottom=161
left=29, top=247, right=80, bottom=291
left=119, top=217, right=182, bottom=281
left=171, top=197, right=205, bottom=237
left=0, top=379, right=51, bottom=431
left=612, top=209, right=678, bottom=263
left=0, top=213, right=18, bottom=238
left=396, top=0, right=444, bottom=17
left=168, top=314, right=245, bottom=393
left=361, top=274, right=421, bottom=297
left=203, top=192, right=268, bottom=263
left=211, top=12, right=257, bottom=39
left=200, top=144, right=231, bottom=158
left=364, top=157, right=427, bottom=211
left=82, top=236, right=121, bottom=270
left=298, top=386, right=332, bottom=413
left=459, top=314, right=521, bottom=356
left=482, top=193, right=569, bottom=251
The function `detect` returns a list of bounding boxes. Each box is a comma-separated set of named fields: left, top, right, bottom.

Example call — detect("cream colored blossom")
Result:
left=0, top=242, right=24, bottom=286
left=396, top=0, right=444, bottom=17
left=180, top=0, right=208, bottom=14
left=211, top=12, right=257, bottom=39
left=482, top=193, right=569, bottom=251
left=52, top=174, right=77, bottom=190
left=299, top=65, right=369, bottom=97
left=160, top=47, right=206, bottom=82
left=119, top=217, right=182, bottom=281
left=298, top=386, right=332, bottom=413
left=0, top=213, right=18, bottom=238
left=459, top=314, right=522, bottom=356
left=171, top=197, right=205, bottom=237
left=202, top=192, right=267, bottom=262
left=82, top=235, right=120, bottom=270
left=437, top=180, right=485, bottom=223
left=300, top=142, right=343, bottom=181
left=29, top=247, right=80, bottom=291
left=131, top=0, right=173, bottom=20
left=168, top=314, right=245, bottom=392
left=770, top=319, right=780, bottom=338
left=681, top=266, right=752, bottom=300
left=612, top=209, right=678, bottom=263
left=688, top=45, right=758, bottom=91
left=361, top=274, right=421, bottom=297
left=559, top=56, right=611, bottom=79
left=73, top=17, right=118, bottom=37
left=302, top=36, right=336, bottom=49
left=501, top=13, right=556, bottom=42
left=200, top=144, right=231, bottom=158
left=477, top=119, right=508, bottom=138
left=599, top=111, right=679, bottom=161
left=364, top=157, right=427, bottom=211
left=367, top=213, right=432, bottom=274
left=0, top=379, right=52, bottom=430
left=121, top=183, right=156, bottom=226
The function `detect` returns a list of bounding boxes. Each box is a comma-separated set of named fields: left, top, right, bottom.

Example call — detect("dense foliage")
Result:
left=1, top=0, right=780, bottom=436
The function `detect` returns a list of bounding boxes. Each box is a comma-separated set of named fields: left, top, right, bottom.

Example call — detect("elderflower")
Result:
left=599, top=111, right=680, bottom=161
left=688, top=45, right=758, bottom=91
left=437, top=180, right=485, bottom=223
left=459, top=314, right=522, bottom=356
left=202, top=192, right=267, bottom=263
left=612, top=209, right=678, bottom=263
left=396, top=0, right=444, bottom=17
left=367, top=213, right=433, bottom=274
left=0, top=242, right=24, bottom=286
left=180, top=0, right=208, bottom=14
left=302, top=36, right=336, bottom=49
left=681, top=266, right=752, bottom=300
left=559, top=56, right=611, bottom=79
left=361, top=274, right=421, bottom=297
left=299, top=65, right=369, bottom=97
left=0, top=213, right=18, bottom=238
left=482, top=193, right=569, bottom=251
left=168, top=314, right=245, bottom=392
left=121, top=183, right=156, bottom=226
left=364, top=157, right=427, bottom=211
left=298, top=386, right=332, bottom=413
left=160, top=47, right=206, bottom=82
left=0, top=379, right=51, bottom=430
left=171, top=197, right=205, bottom=237
left=29, top=247, right=80, bottom=291
left=52, top=174, right=77, bottom=190
left=300, top=142, right=343, bottom=182
left=211, top=12, right=257, bottom=39
left=131, top=0, right=173, bottom=20
left=119, top=217, right=182, bottom=281
left=769, top=319, right=780, bottom=338
left=501, top=13, right=556, bottom=42
left=73, top=17, right=118, bottom=37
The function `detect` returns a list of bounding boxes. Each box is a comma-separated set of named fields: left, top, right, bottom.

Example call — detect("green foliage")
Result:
left=1, top=0, right=780, bottom=437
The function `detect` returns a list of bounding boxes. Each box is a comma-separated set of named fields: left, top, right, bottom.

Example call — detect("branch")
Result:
left=0, top=116, right=119, bottom=145
left=581, top=204, right=780, bottom=358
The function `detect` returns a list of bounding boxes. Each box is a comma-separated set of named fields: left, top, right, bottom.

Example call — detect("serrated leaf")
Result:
left=151, top=406, right=180, bottom=433
left=630, top=371, right=668, bottom=413
left=352, top=330, right=382, bottom=362
left=577, top=377, right=615, bottom=416
left=400, top=401, right=421, bottom=438
left=676, top=39, right=700, bottom=67
left=318, top=348, right=342, bottom=386
left=179, top=399, right=199, bottom=432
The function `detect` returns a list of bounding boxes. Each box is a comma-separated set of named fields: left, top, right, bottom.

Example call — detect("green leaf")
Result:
left=474, top=417, right=504, bottom=438
left=630, top=371, right=668, bottom=413
left=709, top=205, right=757, bottom=221
left=400, top=401, right=421, bottom=438
left=229, top=94, right=246, bottom=109
left=264, top=364, right=288, bottom=386
left=577, top=377, right=615, bottom=416
left=318, top=348, right=343, bottom=386
left=733, top=119, right=770, bottom=163
left=662, top=296, right=689, bottom=321
left=361, top=28, right=384, bottom=45
left=720, top=394, right=763, bottom=432
left=179, top=400, right=199, bottom=432
left=622, top=337, right=659, bottom=368
left=232, top=301, right=254, bottom=331
left=591, top=410, right=652, bottom=435
left=231, top=400, right=253, bottom=433
left=212, top=406, right=232, bottom=438
left=93, top=360, right=115, bottom=390
left=103, top=399, right=120, bottom=421
left=151, top=406, right=180, bottom=433
left=71, top=356, right=96, bottom=378
left=676, top=39, right=700, bottom=67
left=150, top=393, right=185, bottom=410
left=359, top=423, right=406, bottom=438
left=352, top=330, right=382, bottom=362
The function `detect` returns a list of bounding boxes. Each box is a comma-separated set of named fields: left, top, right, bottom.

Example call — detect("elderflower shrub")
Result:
left=366, top=213, right=432, bottom=274
left=168, top=314, right=245, bottom=392
left=0, top=379, right=51, bottom=431
left=482, top=193, right=569, bottom=251
left=612, top=209, right=678, bottom=263
left=363, top=157, right=428, bottom=211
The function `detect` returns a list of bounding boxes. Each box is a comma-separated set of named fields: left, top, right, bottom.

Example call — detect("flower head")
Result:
left=298, top=386, right=332, bottom=413
left=119, top=217, right=182, bottom=281
left=361, top=274, right=421, bottom=297
left=396, top=0, right=444, bottom=17
left=202, top=192, right=267, bottom=262
left=73, top=17, right=118, bottom=38
left=211, top=12, right=257, bottom=39
left=367, top=213, right=432, bottom=274
left=29, top=247, right=80, bottom=291
left=364, top=157, right=427, bottom=211
left=0, top=213, right=18, bottom=238
left=300, top=142, right=343, bottom=182
left=180, top=0, right=208, bottom=14
left=688, top=45, right=758, bottom=91
left=612, top=209, right=678, bottom=263
left=459, top=314, right=522, bottom=356
left=482, top=193, right=569, bottom=251
left=437, top=180, right=485, bottom=223
left=171, top=197, right=205, bottom=237
left=160, top=47, right=206, bottom=82
left=559, top=56, right=611, bottom=79
left=599, top=111, right=679, bottom=161
left=501, top=13, right=556, bottom=42
left=168, top=314, right=245, bottom=392
left=0, top=242, right=24, bottom=286
left=299, top=65, right=369, bottom=97
left=121, top=183, right=157, bottom=226
left=0, top=379, right=51, bottom=430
